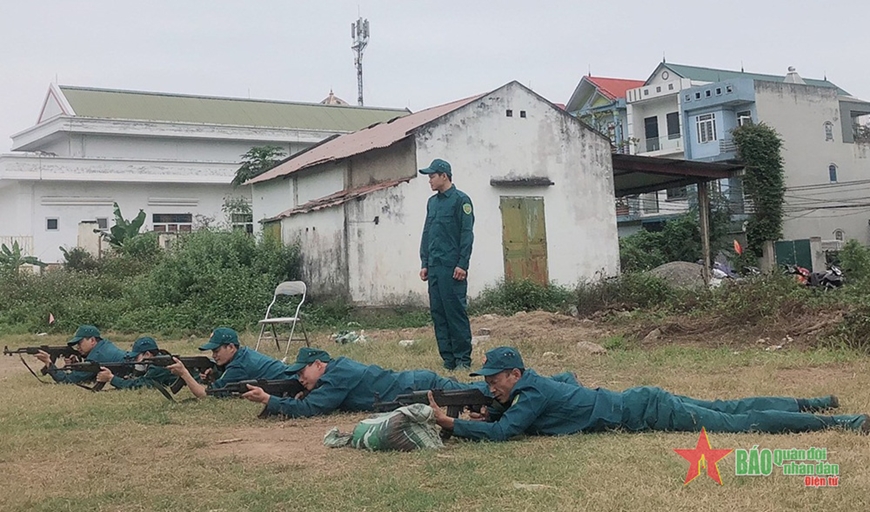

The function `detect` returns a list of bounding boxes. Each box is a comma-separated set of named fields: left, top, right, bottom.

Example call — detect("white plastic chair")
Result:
left=255, top=281, right=310, bottom=361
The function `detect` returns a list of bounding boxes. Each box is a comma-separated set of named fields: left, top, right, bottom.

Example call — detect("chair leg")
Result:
left=300, top=320, right=310, bottom=347
left=271, top=324, right=280, bottom=351
left=255, top=323, right=268, bottom=352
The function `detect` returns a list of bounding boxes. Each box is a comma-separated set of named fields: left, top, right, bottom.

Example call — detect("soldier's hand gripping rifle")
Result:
left=3, top=345, right=82, bottom=382
left=60, top=360, right=142, bottom=391
left=138, top=355, right=217, bottom=393
left=373, top=388, right=494, bottom=440
left=206, top=379, right=306, bottom=419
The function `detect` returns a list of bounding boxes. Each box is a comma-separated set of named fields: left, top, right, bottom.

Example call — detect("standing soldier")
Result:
left=418, top=158, right=474, bottom=370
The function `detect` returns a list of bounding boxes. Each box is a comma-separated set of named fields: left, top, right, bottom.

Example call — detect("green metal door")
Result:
left=500, top=196, right=548, bottom=285
left=263, top=221, right=282, bottom=244
left=774, top=239, right=812, bottom=269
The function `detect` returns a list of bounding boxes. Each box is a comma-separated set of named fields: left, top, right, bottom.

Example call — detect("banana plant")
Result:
left=95, top=202, right=146, bottom=249
left=0, top=241, right=47, bottom=275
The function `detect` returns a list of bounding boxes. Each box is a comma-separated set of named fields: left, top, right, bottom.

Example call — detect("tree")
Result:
left=232, top=146, right=287, bottom=187
left=0, top=241, right=46, bottom=275
left=97, top=202, right=146, bottom=249
left=731, top=123, right=785, bottom=256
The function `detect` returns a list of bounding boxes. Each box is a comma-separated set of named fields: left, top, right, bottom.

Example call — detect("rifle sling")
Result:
left=18, top=355, right=52, bottom=384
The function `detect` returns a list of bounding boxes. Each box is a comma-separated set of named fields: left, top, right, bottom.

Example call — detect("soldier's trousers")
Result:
left=620, top=386, right=865, bottom=433
left=428, top=266, right=472, bottom=369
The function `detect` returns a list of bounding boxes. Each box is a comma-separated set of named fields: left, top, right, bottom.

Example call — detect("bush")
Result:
left=575, top=272, right=677, bottom=316
left=469, top=279, right=575, bottom=316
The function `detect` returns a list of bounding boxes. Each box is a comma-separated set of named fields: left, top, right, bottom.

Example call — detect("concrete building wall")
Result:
left=755, top=81, right=870, bottom=243
left=348, top=138, right=416, bottom=187
left=280, top=206, right=347, bottom=297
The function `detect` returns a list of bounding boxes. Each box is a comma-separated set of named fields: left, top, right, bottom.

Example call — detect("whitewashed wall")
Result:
left=280, top=206, right=347, bottom=297
left=755, top=82, right=870, bottom=243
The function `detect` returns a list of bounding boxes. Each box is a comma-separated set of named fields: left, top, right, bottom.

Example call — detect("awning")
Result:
left=611, top=153, right=743, bottom=197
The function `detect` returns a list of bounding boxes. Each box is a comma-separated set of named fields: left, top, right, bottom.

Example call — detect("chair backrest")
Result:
left=275, top=281, right=306, bottom=297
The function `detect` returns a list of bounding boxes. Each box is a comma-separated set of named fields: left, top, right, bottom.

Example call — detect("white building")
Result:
left=247, top=81, right=621, bottom=305
left=0, top=84, right=407, bottom=262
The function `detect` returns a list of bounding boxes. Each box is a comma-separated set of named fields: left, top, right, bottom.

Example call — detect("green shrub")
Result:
left=469, top=279, right=575, bottom=316
left=575, top=272, right=677, bottom=315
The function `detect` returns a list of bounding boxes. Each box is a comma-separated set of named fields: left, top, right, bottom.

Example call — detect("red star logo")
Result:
left=674, top=427, right=733, bottom=485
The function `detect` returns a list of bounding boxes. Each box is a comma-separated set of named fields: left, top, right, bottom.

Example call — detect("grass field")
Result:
left=1, top=317, right=869, bottom=512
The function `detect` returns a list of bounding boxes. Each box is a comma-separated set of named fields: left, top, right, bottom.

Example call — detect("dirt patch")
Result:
left=205, top=413, right=368, bottom=468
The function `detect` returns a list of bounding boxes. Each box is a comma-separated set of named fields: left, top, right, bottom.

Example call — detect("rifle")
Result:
left=60, top=361, right=142, bottom=391
left=4, top=345, right=80, bottom=363
left=206, top=379, right=305, bottom=399
left=373, top=388, right=493, bottom=418
left=138, top=355, right=217, bottom=393
left=4, top=345, right=82, bottom=383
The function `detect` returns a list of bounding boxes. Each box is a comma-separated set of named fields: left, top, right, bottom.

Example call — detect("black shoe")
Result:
left=861, top=414, right=870, bottom=435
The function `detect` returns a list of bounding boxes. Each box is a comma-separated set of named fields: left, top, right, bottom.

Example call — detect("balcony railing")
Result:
left=719, top=138, right=737, bottom=153
left=641, top=135, right=682, bottom=154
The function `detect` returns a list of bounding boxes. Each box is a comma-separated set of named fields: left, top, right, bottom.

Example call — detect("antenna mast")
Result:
left=351, top=17, right=370, bottom=106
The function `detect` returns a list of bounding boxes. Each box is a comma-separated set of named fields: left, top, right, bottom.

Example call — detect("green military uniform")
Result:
left=451, top=347, right=865, bottom=441
left=198, top=328, right=289, bottom=388
left=110, top=336, right=177, bottom=390
left=419, top=159, right=474, bottom=369
left=46, top=325, right=128, bottom=384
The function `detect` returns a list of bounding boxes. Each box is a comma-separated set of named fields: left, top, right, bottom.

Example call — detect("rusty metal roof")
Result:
left=247, top=94, right=483, bottom=185
left=263, top=177, right=412, bottom=221
left=612, top=153, right=744, bottom=197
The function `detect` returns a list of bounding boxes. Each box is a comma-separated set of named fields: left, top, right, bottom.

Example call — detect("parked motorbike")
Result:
left=784, top=264, right=844, bottom=289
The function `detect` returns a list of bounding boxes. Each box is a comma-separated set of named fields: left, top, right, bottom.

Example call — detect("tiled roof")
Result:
left=264, top=177, right=411, bottom=221
left=247, top=94, right=483, bottom=184
left=586, top=76, right=645, bottom=100
left=662, top=63, right=849, bottom=95
left=57, top=86, right=408, bottom=131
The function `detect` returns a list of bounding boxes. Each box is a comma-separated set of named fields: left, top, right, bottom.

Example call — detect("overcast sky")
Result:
left=2, top=0, right=869, bottom=151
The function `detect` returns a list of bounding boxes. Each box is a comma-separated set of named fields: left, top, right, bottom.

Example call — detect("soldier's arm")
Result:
left=457, top=197, right=474, bottom=270
left=262, top=380, right=351, bottom=418
left=420, top=201, right=432, bottom=268
left=451, top=388, right=548, bottom=441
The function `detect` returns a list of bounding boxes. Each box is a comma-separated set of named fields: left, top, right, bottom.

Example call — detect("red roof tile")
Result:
left=585, top=76, right=645, bottom=100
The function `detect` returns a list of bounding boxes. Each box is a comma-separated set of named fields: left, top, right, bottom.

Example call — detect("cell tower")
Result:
left=351, top=17, right=370, bottom=106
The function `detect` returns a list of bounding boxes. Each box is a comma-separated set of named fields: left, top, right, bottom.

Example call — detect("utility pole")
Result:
left=351, top=17, right=370, bottom=106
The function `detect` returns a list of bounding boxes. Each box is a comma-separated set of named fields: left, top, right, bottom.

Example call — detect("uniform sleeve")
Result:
left=262, top=381, right=351, bottom=418
left=420, top=200, right=432, bottom=268
left=457, top=196, right=474, bottom=270
left=46, top=365, right=93, bottom=384
left=210, top=364, right=250, bottom=389
left=451, top=387, right=549, bottom=441
left=110, top=367, right=172, bottom=389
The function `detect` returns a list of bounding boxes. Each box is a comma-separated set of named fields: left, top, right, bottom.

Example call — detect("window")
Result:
left=668, top=83, right=674, bottom=91
left=705, top=90, right=712, bottom=97
left=696, top=113, right=717, bottom=143
left=667, top=187, right=688, bottom=201
left=656, top=86, right=661, bottom=93
left=716, top=88, right=722, bottom=95
left=231, top=213, right=254, bottom=234
left=519, top=110, right=526, bottom=118
left=695, top=92, right=701, bottom=100
left=153, top=213, right=192, bottom=233
left=824, top=121, right=834, bottom=141
left=833, top=229, right=845, bottom=241
left=46, top=218, right=58, bottom=231
left=829, top=164, right=838, bottom=183
left=726, top=85, right=733, bottom=93
left=644, top=89, right=649, bottom=96
left=685, top=94, right=691, bottom=102
left=737, top=111, right=753, bottom=127
left=96, top=218, right=108, bottom=230
left=505, top=109, right=513, bottom=117
left=666, top=112, right=680, bottom=139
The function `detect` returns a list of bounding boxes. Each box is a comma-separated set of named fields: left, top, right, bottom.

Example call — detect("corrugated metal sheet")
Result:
left=264, top=177, right=411, bottom=221
left=248, top=94, right=483, bottom=185
left=58, top=86, right=408, bottom=131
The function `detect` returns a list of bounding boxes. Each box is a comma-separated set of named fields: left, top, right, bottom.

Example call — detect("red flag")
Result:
left=48, top=313, right=55, bottom=325
left=733, top=240, right=743, bottom=255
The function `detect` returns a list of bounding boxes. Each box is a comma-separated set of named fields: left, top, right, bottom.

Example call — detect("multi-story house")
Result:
left=0, top=84, right=407, bottom=263
left=565, top=75, right=644, bottom=154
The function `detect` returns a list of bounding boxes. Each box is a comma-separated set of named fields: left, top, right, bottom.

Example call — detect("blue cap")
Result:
left=470, top=346, right=525, bottom=377
left=198, top=327, right=240, bottom=351
left=129, top=336, right=159, bottom=356
left=418, top=158, right=452, bottom=178
left=67, top=325, right=101, bottom=346
left=286, top=347, right=332, bottom=373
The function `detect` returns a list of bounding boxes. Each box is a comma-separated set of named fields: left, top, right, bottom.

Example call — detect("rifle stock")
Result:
left=206, top=379, right=305, bottom=399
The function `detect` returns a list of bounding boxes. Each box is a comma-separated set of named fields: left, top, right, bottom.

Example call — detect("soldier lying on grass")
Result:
left=428, top=346, right=868, bottom=441
left=239, top=347, right=581, bottom=418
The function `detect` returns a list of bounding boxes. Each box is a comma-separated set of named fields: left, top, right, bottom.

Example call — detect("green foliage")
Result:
left=575, top=272, right=677, bottom=316
left=232, top=146, right=287, bottom=187
left=60, top=247, right=100, bottom=272
left=98, top=202, right=146, bottom=249
left=732, top=123, right=785, bottom=256
left=837, top=239, right=870, bottom=281
left=0, top=241, right=46, bottom=275
left=469, top=279, right=575, bottom=316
